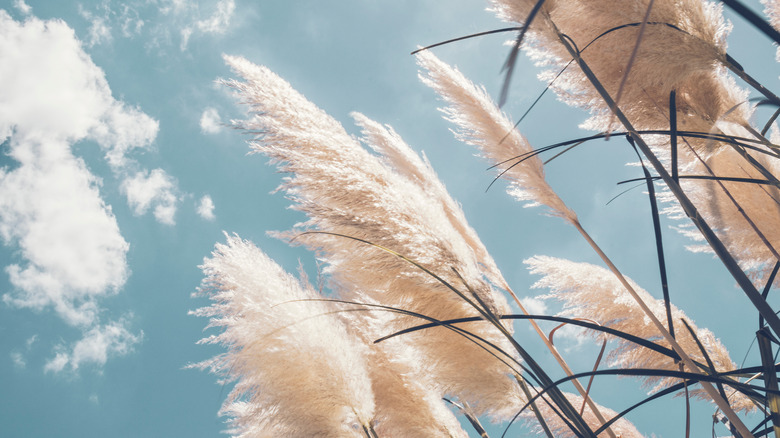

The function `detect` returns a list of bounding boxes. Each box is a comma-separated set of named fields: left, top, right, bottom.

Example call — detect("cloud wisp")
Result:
left=199, top=107, right=222, bottom=134
left=197, top=195, right=216, bottom=221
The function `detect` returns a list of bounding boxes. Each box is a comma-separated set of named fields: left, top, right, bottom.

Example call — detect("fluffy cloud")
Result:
left=197, top=195, right=216, bottom=221
left=0, top=147, right=130, bottom=326
left=44, top=321, right=142, bottom=373
left=13, top=0, right=31, bottom=15
left=0, top=11, right=150, bottom=371
left=199, top=107, right=222, bottom=134
left=122, top=169, right=179, bottom=225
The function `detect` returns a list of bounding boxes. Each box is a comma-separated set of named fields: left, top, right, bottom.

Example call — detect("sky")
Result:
left=0, top=0, right=778, bottom=437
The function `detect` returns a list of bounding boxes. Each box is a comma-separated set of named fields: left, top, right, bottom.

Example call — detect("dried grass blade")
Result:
left=411, top=27, right=522, bottom=55
left=759, top=263, right=780, bottom=330
left=498, top=0, right=546, bottom=107
left=757, top=328, right=780, bottom=437
left=670, top=90, right=679, bottom=185
left=444, top=399, right=490, bottom=438
left=720, top=0, right=780, bottom=45
left=377, top=314, right=680, bottom=361
left=548, top=319, right=608, bottom=416
left=761, top=108, right=780, bottom=137
left=626, top=135, right=674, bottom=338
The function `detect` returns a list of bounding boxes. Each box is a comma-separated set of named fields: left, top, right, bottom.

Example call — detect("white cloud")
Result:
left=0, top=11, right=149, bottom=370
left=10, top=352, right=25, bottom=368
left=119, top=5, right=144, bottom=37
left=197, top=195, right=216, bottom=220
left=199, top=107, right=222, bottom=134
left=13, top=0, right=32, bottom=15
left=43, top=352, right=69, bottom=373
left=196, top=0, right=235, bottom=34
left=160, top=0, right=192, bottom=16
left=44, top=321, right=142, bottom=373
left=180, top=0, right=235, bottom=50
left=87, top=16, right=112, bottom=47
left=91, top=103, right=159, bottom=170
left=121, top=169, right=178, bottom=225
left=179, top=27, right=193, bottom=51
left=520, top=297, right=547, bottom=315
left=75, top=0, right=240, bottom=52
left=78, top=5, right=113, bottom=47
left=9, top=334, right=39, bottom=368
left=1, top=149, right=129, bottom=326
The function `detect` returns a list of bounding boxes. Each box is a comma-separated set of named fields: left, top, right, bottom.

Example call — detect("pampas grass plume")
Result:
left=191, top=234, right=376, bottom=436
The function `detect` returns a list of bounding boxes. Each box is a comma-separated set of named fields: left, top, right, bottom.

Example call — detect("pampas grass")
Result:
left=192, top=1, right=780, bottom=436
left=191, top=234, right=376, bottom=437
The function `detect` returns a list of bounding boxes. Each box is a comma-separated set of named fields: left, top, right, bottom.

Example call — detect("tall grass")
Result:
left=193, top=1, right=780, bottom=436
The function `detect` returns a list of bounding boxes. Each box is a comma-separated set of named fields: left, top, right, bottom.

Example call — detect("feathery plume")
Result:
left=762, top=0, right=780, bottom=61
left=490, top=0, right=780, bottom=295
left=688, top=143, right=780, bottom=280
left=350, top=111, right=509, bottom=292
left=526, top=255, right=754, bottom=412
left=765, top=0, right=780, bottom=29
left=362, top=334, right=471, bottom=437
left=489, top=0, right=744, bottom=135
left=417, top=49, right=577, bottom=224
left=222, top=54, right=523, bottom=416
left=190, top=234, right=376, bottom=436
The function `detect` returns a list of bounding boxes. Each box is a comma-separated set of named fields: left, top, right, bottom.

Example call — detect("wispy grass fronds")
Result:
left=418, top=49, right=627, bottom=436
left=764, top=0, right=780, bottom=35
left=690, top=144, right=780, bottom=282
left=221, top=54, right=523, bottom=417
left=190, top=234, right=376, bottom=436
left=416, top=49, right=577, bottom=224
left=489, top=0, right=746, bottom=137
left=357, top=333, right=471, bottom=437
left=526, top=255, right=755, bottom=412
left=350, top=111, right=510, bottom=293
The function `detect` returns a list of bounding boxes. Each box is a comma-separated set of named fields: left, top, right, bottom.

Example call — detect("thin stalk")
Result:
left=670, top=90, right=679, bottom=185
left=757, top=328, right=780, bottom=437
left=552, top=21, right=757, bottom=434
left=444, top=399, right=490, bottom=438
left=505, top=289, right=618, bottom=438
left=516, top=377, right=555, bottom=438
left=724, top=54, right=780, bottom=107
left=681, top=363, right=691, bottom=438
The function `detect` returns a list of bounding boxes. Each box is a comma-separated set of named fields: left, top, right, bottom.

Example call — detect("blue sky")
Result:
left=0, top=0, right=778, bottom=437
